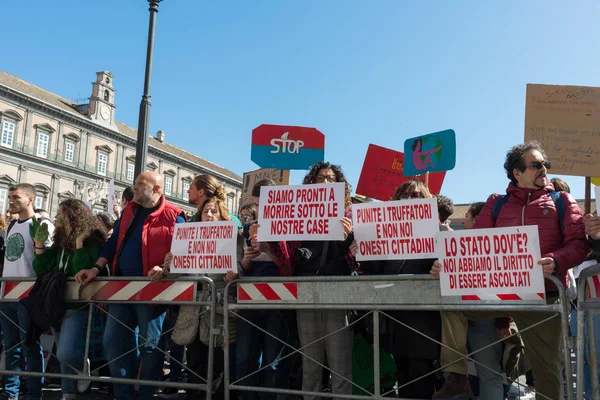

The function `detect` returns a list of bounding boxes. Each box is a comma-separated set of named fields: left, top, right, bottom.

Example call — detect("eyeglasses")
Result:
left=239, top=215, right=252, bottom=222
left=523, top=161, right=551, bottom=170
left=315, top=175, right=336, bottom=183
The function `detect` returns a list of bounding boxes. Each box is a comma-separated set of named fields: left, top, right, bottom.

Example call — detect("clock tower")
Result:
left=89, top=71, right=116, bottom=127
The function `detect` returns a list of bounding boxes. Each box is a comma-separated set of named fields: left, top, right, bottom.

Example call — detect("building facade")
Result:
left=0, top=70, right=242, bottom=218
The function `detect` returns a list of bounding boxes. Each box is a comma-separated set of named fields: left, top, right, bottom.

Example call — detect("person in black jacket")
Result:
left=350, top=179, right=443, bottom=399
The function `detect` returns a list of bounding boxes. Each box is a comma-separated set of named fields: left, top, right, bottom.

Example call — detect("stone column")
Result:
left=54, top=122, right=63, bottom=162
left=50, top=174, right=60, bottom=216
left=20, top=110, right=34, bottom=152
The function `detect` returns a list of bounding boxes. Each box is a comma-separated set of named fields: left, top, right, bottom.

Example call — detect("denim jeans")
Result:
left=52, top=308, right=89, bottom=398
left=0, top=302, right=44, bottom=400
left=159, top=307, right=185, bottom=382
left=235, top=309, right=293, bottom=400
left=466, top=319, right=504, bottom=400
left=570, top=308, right=600, bottom=399
left=103, top=304, right=167, bottom=400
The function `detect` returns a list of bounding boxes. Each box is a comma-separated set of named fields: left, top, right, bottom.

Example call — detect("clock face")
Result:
left=100, top=105, right=110, bottom=120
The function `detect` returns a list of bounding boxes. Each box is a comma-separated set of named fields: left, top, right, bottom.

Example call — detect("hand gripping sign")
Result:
left=257, top=182, right=345, bottom=241
left=436, top=226, right=545, bottom=301
left=352, top=198, right=439, bottom=261
left=170, top=221, right=238, bottom=274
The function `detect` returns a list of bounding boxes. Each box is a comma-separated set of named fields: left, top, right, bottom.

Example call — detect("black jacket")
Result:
left=20, top=270, right=67, bottom=345
left=361, top=258, right=441, bottom=360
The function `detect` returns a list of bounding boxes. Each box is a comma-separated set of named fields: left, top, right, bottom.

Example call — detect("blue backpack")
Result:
left=492, top=191, right=566, bottom=231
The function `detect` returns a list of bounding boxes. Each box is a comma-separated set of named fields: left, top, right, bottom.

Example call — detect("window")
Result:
left=34, top=195, right=44, bottom=210
left=127, top=162, right=135, bottom=182
left=36, top=131, right=50, bottom=158
left=165, top=175, right=173, bottom=196
left=64, top=141, right=75, bottom=162
left=1, top=120, right=15, bottom=148
left=183, top=182, right=190, bottom=201
left=0, top=188, right=6, bottom=215
left=226, top=195, right=234, bottom=213
left=97, top=152, right=108, bottom=176
left=104, top=90, right=109, bottom=101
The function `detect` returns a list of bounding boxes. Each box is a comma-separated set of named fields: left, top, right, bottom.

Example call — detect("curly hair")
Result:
left=504, top=141, right=547, bottom=185
left=194, top=198, right=232, bottom=222
left=392, top=179, right=432, bottom=200
left=302, top=162, right=352, bottom=208
left=0, top=215, right=6, bottom=231
left=436, top=194, right=454, bottom=223
left=53, top=199, right=107, bottom=252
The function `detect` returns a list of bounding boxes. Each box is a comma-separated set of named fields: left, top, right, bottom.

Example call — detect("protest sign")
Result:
left=525, top=84, right=600, bottom=177
left=356, top=144, right=446, bottom=201
left=239, top=168, right=290, bottom=210
left=257, top=182, right=345, bottom=241
left=170, top=221, right=238, bottom=274
left=437, top=226, right=544, bottom=301
left=107, top=179, right=116, bottom=215
left=403, top=129, right=456, bottom=176
left=352, top=198, right=439, bottom=261
left=251, top=124, right=325, bottom=170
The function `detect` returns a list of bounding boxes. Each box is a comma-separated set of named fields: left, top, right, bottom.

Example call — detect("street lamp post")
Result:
left=134, top=0, right=163, bottom=179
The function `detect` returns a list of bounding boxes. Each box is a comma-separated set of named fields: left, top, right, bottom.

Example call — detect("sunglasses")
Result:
left=523, top=161, right=551, bottom=170
left=239, top=215, right=252, bottom=221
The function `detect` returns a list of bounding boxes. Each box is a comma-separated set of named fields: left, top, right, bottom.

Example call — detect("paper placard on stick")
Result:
left=356, top=144, right=446, bottom=201
left=403, top=129, right=456, bottom=176
left=239, top=168, right=290, bottom=210
left=352, top=198, right=439, bottom=261
left=437, top=226, right=545, bottom=301
left=170, top=221, right=238, bottom=274
left=524, top=84, right=600, bottom=177
left=257, top=182, right=345, bottom=241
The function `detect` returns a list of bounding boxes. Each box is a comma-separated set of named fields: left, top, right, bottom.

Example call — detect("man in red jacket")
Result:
left=432, top=141, right=588, bottom=399
left=76, top=171, right=185, bottom=400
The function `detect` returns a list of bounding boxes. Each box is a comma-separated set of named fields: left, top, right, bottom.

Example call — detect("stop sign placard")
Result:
left=251, top=124, right=325, bottom=170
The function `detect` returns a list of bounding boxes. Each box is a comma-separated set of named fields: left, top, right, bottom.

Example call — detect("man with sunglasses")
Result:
left=432, top=141, right=588, bottom=399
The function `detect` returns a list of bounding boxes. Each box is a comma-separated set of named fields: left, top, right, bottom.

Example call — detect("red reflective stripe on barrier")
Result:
left=283, top=282, right=297, bottom=298
left=128, top=281, right=173, bottom=301
left=537, top=292, right=545, bottom=299
left=237, top=286, right=251, bottom=301
left=497, top=294, right=521, bottom=301
left=5, top=282, right=19, bottom=293
left=461, top=295, right=481, bottom=301
left=91, top=281, right=130, bottom=300
left=254, top=283, right=280, bottom=300
left=172, top=285, right=194, bottom=302
left=4, top=282, right=34, bottom=299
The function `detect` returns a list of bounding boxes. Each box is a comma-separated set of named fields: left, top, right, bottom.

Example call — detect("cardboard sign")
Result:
left=239, top=168, right=291, bottom=210
left=352, top=198, right=439, bottom=261
left=170, top=221, right=238, bottom=274
left=403, top=129, right=456, bottom=176
left=257, top=182, right=345, bottom=241
left=524, top=84, right=600, bottom=177
left=437, top=226, right=544, bottom=301
left=251, top=124, right=325, bottom=170
left=355, top=144, right=446, bottom=201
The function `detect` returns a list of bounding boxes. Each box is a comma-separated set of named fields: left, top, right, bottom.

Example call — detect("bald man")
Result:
left=76, top=171, right=185, bottom=400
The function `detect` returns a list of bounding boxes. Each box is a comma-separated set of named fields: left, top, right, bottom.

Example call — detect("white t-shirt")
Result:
left=3, top=217, right=54, bottom=278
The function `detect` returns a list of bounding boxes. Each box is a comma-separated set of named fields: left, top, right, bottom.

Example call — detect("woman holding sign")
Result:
left=350, top=179, right=443, bottom=399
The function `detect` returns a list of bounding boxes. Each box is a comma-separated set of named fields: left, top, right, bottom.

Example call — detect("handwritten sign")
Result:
left=239, top=168, right=290, bottom=210
left=525, top=84, right=600, bottom=177
left=251, top=124, right=325, bottom=170
left=437, top=226, right=544, bottom=301
left=403, top=129, right=456, bottom=176
left=257, top=182, right=345, bottom=241
left=356, top=144, right=446, bottom=201
left=352, top=198, right=439, bottom=261
left=170, top=221, right=238, bottom=274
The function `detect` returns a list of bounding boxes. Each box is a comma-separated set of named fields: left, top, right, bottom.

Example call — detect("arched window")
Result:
left=103, top=90, right=109, bottom=101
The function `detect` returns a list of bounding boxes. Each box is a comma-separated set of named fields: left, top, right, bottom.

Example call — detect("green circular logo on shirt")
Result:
left=5, top=233, right=25, bottom=262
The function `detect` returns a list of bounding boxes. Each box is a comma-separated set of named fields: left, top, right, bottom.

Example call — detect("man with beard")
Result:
left=1, top=183, right=54, bottom=400
left=431, top=141, right=588, bottom=399
left=76, top=172, right=185, bottom=400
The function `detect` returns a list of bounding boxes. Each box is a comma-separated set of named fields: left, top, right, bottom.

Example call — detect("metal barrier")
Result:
left=576, top=262, right=600, bottom=400
left=224, top=274, right=573, bottom=400
left=0, top=276, right=218, bottom=400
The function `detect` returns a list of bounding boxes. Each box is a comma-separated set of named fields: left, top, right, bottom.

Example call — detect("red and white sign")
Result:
left=238, top=282, right=298, bottom=302
left=170, top=221, right=238, bottom=274
left=4, top=281, right=34, bottom=299
left=257, top=183, right=345, bottom=241
left=352, top=198, right=439, bottom=261
left=355, top=144, right=446, bottom=201
left=437, top=226, right=545, bottom=301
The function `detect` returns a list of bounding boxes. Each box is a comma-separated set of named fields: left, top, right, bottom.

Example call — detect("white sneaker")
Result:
left=508, top=384, right=536, bottom=399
